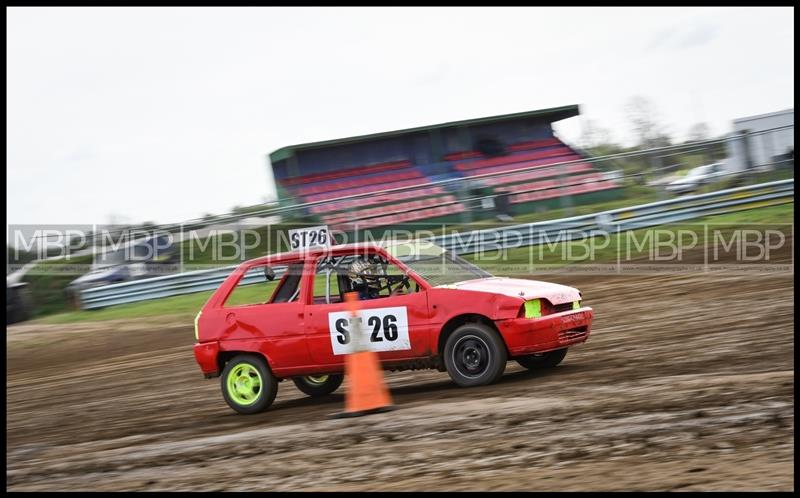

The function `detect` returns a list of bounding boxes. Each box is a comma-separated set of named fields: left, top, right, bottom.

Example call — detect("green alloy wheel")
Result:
left=292, top=373, right=344, bottom=397
left=220, top=354, right=278, bottom=414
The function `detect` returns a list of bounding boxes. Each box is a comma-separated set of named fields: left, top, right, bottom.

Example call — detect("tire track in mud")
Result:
left=6, top=269, right=794, bottom=491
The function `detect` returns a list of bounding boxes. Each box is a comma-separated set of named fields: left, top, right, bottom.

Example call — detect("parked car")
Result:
left=193, top=240, right=595, bottom=414
left=665, top=163, right=729, bottom=194
left=66, top=234, right=178, bottom=306
left=6, top=281, right=32, bottom=325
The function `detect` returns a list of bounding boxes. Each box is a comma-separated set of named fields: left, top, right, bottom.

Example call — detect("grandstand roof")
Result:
left=269, top=104, right=580, bottom=163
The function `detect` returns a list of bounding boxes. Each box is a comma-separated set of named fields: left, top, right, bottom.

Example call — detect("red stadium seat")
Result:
left=304, top=177, right=435, bottom=203
left=308, top=186, right=447, bottom=214
left=456, top=154, right=583, bottom=177
left=481, top=163, right=595, bottom=186
left=294, top=169, right=425, bottom=196
left=455, top=147, right=574, bottom=171
left=333, top=202, right=467, bottom=231
left=279, top=160, right=412, bottom=187
left=507, top=137, right=562, bottom=151
left=443, top=137, right=564, bottom=161
left=509, top=180, right=618, bottom=204
left=279, top=134, right=617, bottom=229
left=321, top=195, right=458, bottom=224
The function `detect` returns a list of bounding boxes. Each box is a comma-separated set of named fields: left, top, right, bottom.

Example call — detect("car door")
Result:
left=219, top=261, right=312, bottom=370
left=304, top=252, right=434, bottom=367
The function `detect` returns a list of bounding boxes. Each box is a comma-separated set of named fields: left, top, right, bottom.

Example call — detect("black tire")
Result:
left=292, top=374, right=344, bottom=397
left=220, top=354, right=278, bottom=414
left=443, top=322, right=507, bottom=387
left=516, top=348, right=568, bottom=370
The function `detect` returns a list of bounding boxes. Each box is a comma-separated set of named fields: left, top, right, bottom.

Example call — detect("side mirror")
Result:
left=264, top=266, right=276, bottom=281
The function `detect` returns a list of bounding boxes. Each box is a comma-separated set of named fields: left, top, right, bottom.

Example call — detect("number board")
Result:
left=327, top=306, right=410, bottom=355
left=288, top=225, right=330, bottom=251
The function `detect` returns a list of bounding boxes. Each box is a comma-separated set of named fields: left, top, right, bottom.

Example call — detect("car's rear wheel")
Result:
left=220, top=354, right=278, bottom=414
left=516, top=348, right=568, bottom=370
left=443, top=323, right=507, bottom=387
left=292, top=374, right=344, bottom=397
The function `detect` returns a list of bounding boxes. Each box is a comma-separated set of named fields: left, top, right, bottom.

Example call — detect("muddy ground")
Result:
left=6, top=257, right=794, bottom=490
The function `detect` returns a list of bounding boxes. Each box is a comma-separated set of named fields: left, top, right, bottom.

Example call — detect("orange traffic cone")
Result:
left=330, top=292, right=395, bottom=418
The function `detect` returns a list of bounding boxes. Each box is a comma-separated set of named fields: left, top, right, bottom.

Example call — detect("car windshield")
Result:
left=383, top=240, right=493, bottom=287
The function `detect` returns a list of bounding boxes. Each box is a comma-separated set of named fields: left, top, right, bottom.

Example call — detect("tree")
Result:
left=625, top=96, right=672, bottom=149
left=647, top=132, right=673, bottom=148
left=687, top=122, right=711, bottom=143
left=580, top=119, right=613, bottom=149
left=579, top=118, right=623, bottom=157
left=7, top=246, right=36, bottom=271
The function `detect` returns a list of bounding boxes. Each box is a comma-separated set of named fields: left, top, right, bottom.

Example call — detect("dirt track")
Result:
left=6, top=263, right=794, bottom=490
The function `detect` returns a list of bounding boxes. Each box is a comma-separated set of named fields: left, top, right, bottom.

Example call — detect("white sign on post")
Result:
left=288, top=225, right=331, bottom=251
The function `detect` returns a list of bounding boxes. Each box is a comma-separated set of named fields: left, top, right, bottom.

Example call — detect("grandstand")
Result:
left=268, top=105, right=620, bottom=232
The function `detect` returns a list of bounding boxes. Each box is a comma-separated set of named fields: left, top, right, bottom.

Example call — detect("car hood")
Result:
left=435, top=277, right=580, bottom=305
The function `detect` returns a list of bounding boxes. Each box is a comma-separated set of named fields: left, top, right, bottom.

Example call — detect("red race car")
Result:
left=193, top=240, right=594, bottom=413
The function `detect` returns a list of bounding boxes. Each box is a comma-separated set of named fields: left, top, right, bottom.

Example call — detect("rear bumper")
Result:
left=496, top=307, right=594, bottom=356
left=194, top=341, right=220, bottom=377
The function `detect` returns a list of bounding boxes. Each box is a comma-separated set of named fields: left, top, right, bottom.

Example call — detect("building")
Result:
left=267, top=105, right=620, bottom=232
left=726, top=108, right=794, bottom=172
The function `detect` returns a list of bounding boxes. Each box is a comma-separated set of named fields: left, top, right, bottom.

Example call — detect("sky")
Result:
left=6, top=7, right=794, bottom=226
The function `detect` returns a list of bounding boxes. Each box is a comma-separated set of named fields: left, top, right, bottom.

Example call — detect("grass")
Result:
left=36, top=270, right=339, bottom=324
left=691, top=201, right=794, bottom=224
left=463, top=201, right=793, bottom=268
left=37, top=291, right=216, bottom=324
left=22, top=255, right=94, bottom=318
left=33, top=201, right=793, bottom=325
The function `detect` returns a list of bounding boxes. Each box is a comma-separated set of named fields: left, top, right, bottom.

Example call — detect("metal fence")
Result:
left=79, top=178, right=793, bottom=310
left=432, top=178, right=793, bottom=254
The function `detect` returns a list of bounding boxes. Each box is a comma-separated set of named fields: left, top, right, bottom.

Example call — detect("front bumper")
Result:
left=194, top=341, right=221, bottom=377
left=496, top=307, right=594, bottom=356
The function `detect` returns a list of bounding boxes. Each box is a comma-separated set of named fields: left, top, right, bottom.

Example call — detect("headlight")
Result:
left=194, top=310, right=202, bottom=341
left=520, top=299, right=582, bottom=318
left=523, top=299, right=542, bottom=318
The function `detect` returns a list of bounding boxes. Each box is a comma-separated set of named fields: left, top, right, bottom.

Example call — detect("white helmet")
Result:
left=348, top=258, right=379, bottom=288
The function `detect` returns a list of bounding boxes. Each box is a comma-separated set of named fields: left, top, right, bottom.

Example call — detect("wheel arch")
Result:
left=217, top=350, right=275, bottom=377
left=437, top=313, right=509, bottom=357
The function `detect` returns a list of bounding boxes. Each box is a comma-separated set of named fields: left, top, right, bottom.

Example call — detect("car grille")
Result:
left=552, top=302, right=575, bottom=314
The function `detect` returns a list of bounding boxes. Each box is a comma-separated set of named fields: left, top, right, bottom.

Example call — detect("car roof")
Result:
left=243, top=242, right=389, bottom=267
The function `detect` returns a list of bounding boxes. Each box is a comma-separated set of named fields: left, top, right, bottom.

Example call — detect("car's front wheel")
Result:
left=220, top=354, right=278, bottom=414
left=292, top=374, right=344, bottom=397
left=516, top=348, right=568, bottom=370
left=443, top=323, right=507, bottom=387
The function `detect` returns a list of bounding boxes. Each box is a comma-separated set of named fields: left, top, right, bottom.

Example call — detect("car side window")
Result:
left=224, top=261, right=304, bottom=307
left=313, top=253, right=419, bottom=303
left=270, top=263, right=305, bottom=303
left=312, top=257, right=344, bottom=305
left=368, top=254, right=421, bottom=299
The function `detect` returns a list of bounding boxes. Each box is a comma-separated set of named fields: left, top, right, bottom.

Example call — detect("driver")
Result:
left=347, top=257, right=382, bottom=300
